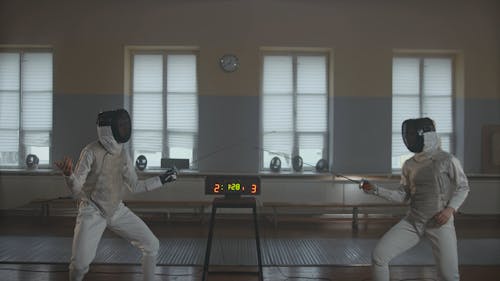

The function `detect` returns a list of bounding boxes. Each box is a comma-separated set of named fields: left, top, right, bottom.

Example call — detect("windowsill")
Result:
left=0, top=169, right=498, bottom=180
left=0, top=168, right=61, bottom=176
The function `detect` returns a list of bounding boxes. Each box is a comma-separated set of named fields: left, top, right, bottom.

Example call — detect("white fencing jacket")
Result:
left=375, top=132, right=469, bottom=232
left=64, top=126, right=163, bottom=217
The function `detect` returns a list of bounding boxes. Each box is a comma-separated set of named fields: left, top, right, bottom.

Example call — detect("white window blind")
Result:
left=0, top=53, right=20, bottom=166
left=392, top=56, right=453, bottom=170
left=262, top=53, right=328, bottom=170
left=0, top=51, right=53, bottom=167
left=166, top=54, right=198, bottom=162
left=132, top=54, right=164, bottom=167
left=132, top=53, right=198, bottom=169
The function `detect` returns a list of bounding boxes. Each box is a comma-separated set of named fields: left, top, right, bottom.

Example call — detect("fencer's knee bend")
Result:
left=371, top=248, right=389, bottom=267
left=143, top=235, right=159, bottom=256
left=440, top=267, right=460, bottom=281
left=69, top=261, right=89, bottom=280
left=70, top=256, right=90, bottom=271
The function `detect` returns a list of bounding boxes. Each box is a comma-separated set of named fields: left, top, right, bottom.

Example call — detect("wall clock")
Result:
left=219, top=54, right=239, bottom=72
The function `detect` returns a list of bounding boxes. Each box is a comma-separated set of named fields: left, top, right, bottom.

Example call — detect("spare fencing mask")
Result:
left=402, top=117, right=436, bottom=153
left=96, top=109, right=131, bottom=143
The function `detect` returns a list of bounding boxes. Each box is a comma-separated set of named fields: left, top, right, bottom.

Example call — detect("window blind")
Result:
left=132, top=54, right=164, bottom=167
left=392, top=56, right=453, bottom=170
left=166, top=54, right=198, bottom=164
left=0, top=51, right=52, bottom=167
left=22, top=53, right=53, bottom=165
left=0, top=53, right=20, bottom=166
left=132, top=53, right=198, bottom=168
left=262, top=53, right=328, bottom=170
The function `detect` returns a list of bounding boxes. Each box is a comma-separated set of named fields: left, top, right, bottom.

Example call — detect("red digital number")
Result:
left=251, top=184, right=257, bottom=194
left=213, top=183, right=221, bottom=193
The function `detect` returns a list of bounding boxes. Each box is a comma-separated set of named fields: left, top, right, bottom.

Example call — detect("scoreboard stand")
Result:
left=202, top=175, right=263, bottom=281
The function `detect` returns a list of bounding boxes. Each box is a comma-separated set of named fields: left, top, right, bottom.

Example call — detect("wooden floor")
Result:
left=1, top=213, right=500, bottom=281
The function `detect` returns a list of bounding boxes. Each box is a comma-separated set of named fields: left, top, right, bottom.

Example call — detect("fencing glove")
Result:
left=359, top=179, right=378, bottom=195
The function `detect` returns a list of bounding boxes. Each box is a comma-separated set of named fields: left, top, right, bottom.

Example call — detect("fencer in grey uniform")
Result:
left=55, top=109, right=177, bottom=281
left=360, top=117, right=469, bottom=281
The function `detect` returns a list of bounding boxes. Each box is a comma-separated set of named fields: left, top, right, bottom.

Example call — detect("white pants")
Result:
left=69, top=202, right=159, bottom=281
left=372, top=217, right=459, bottom=281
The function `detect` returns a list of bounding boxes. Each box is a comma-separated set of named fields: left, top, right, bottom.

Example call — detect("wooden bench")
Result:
left=31, top=198, right=212, bottom=222
left=32, top=197, right=78, bottom=216
left=123, top=200, right=212, bottom=222
left=261, top=202, right=408, bottom=230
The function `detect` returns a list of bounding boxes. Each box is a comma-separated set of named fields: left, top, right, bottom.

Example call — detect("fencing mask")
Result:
left=402, top=117, right=436, bottom=153
left=96, top=109, right=132, bottom=143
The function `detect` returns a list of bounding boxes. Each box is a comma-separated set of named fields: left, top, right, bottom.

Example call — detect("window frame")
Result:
left=0, top=47, right=53, bottom=169
left=127, top=47, right=199, bottom=170
left=392, top=53, right=456, bottom=171
left=260, top=50, right=331, bottom=172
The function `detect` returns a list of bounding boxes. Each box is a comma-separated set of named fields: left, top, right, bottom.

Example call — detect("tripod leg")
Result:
left=253, top=206, right=264, bottom=281
left=202, top=205, right=217, bottom=281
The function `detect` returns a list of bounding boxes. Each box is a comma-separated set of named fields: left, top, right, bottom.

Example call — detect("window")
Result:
left=261, top=52, right=329, bottom=171
left=392, top=56, right=454, bottom=170
left=0, top=51, right=53, bottom=168
left=131, top=52, right=198, bottom=169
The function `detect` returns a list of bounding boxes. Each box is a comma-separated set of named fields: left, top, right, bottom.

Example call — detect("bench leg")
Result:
left=40, top=202, right=49, bottom=216
left=202, top=205, right=217, bottom=281
left=199, top=206, right=205, bottom=224
left=273, top=207, right=278, bottom=229
left=253, top=206, right=264, bottom=281
left=352, top=207, right=359, bottom=230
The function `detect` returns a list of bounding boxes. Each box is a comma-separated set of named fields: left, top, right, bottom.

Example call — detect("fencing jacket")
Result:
left=375, top=132, right=469, bottom=232
left=64, top=126, right=162, bottom=217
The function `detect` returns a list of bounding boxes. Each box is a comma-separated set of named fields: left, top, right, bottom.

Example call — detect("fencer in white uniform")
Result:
left=55, top=109, right=177, bottom=281
left=360, top=117, right=469, bottom=281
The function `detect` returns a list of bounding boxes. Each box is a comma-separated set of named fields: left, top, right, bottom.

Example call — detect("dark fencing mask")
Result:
left=402, top=117, right=436, bottom=153
left=96, top=109, right=132, bottom=143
